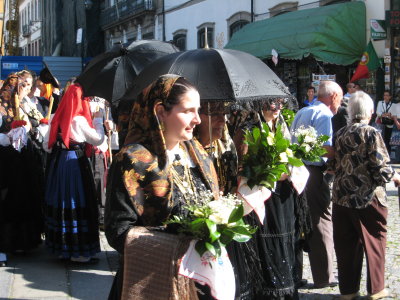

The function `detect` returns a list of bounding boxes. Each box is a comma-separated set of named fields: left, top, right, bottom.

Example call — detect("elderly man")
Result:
left=291, top=80, right=343, bottom=289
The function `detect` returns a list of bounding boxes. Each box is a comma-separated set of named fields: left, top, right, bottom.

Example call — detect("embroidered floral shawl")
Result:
left=116, top=74, right=219, bottom=226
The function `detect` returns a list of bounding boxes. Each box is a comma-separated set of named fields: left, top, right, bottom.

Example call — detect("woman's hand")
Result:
left=278, top=173, right=289, bottom=181
left=104, top=120, right=114, bottom=132
left=392, top=172, right=400, bottom=187
left=93, top=110, right=102, bottom=119
left=18, top=82, right=30, bottom=100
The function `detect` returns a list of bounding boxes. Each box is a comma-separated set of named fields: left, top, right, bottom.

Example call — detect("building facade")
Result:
left=158, top=0, right=386, bottom=102
left=100, top=0, right=156, bottom=51
left=387, top=0, right=400, bottom=101
left=19, top=0, right=42, bottom=56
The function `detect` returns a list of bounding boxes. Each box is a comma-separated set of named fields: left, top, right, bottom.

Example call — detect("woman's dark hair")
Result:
left=163, top=77, right=197, bottom=111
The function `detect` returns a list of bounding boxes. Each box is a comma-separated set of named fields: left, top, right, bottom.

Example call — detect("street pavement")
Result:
left=1, top=166, right=400, bottom=299
left=0, top=233, right=119, bottom=300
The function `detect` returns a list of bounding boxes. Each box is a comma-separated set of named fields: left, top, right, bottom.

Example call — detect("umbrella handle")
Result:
left=13, top=92, right=20, bottom=120
left=105, top=106, right=113, bottom=163
left=46, top=95, right=54, bottom=120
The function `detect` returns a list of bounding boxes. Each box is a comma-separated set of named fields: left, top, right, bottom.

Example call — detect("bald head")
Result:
left=317, top=81, right=343, bottom=114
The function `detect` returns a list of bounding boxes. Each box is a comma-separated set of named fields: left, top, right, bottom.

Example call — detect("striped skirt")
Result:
left=44, top=145, right=100, bottom=259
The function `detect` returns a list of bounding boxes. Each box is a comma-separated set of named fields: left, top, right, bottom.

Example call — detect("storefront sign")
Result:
left=384, top=55, right=391, bottom=63
left=385, top=75, right=390, bottom=82
left=312, top=74, right=336, bottom=81
left=311, top=74, right=336, bottom=91
left=370, top=20, right=387, bottom=40
left=386, top=10, right=400, bottom=27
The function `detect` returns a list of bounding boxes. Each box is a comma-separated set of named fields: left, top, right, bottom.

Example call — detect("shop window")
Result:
left=197, top=24, right=214, bottom=48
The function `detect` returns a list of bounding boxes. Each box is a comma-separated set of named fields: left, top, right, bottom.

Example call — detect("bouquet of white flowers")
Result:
left=290, top=125, right=329, bottom=162
left=240, top=122, right=303, bottom=189
left=165, top=192, right=256, bottom=258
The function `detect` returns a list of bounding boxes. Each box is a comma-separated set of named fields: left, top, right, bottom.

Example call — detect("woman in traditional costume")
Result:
left=43, top=83, right=111, bottom=263
left=0, top=71, right=43, bottom=266
left=233, top=99, right=310, bottom=300
left=194, top=102, right=253, bottom=300
left=105, top=74, right=220, bottom=300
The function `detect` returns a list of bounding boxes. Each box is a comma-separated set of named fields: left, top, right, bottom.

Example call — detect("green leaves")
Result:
left=240, top=122, right=304, bottom=189
left=281, top=109, right=295, bottom=127
left=165, top=195, right=256, bottom=258
left=228, top=205, right=244, bottom=223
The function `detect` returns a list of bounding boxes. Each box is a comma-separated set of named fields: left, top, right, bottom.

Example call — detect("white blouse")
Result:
left=43, top=116, right=105, bottom=152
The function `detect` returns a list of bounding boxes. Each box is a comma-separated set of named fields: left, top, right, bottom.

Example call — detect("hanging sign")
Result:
left=370, top=19, right=387, bottom=40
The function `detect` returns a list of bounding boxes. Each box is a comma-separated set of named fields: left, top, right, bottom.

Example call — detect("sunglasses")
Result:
left=269, top=100, right=287, bottom=107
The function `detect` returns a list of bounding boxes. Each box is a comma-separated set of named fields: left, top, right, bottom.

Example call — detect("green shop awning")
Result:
left=225, top=1, right=366, bottom=66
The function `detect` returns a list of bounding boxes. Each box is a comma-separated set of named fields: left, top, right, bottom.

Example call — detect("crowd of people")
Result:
left=0, top=68, right=398, bottom=300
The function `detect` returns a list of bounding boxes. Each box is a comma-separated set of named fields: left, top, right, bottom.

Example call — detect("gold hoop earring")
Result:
left=160, top=121, right=165, bottom=132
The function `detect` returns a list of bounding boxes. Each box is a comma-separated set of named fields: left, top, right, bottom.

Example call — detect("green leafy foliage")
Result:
left=165, top=195, right=257, bottom=258
left=281, top=109, right=295, bottom=127
left=240, top=122, right=303, bottom=189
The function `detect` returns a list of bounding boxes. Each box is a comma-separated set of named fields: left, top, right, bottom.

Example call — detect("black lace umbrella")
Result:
left=125, top=48, right=294, bottom=107
left=75, top=40, right=180, bottom=103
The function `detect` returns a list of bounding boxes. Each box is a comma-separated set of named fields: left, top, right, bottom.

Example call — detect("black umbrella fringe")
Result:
left=232, top=95, right=298, bottom=114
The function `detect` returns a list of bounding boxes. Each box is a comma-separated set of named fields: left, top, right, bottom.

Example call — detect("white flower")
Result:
left=294, top=125, right=317, bottom=139
left=303, top=144, right=311, bottom=153
left=304, top=135, right=316, bottom=144
left=208, top=200, right=236, bottom=225
left=279, top=152, right=288, bottom=163
left=266, top=132, right=275, bottom=145
left=285, top=148, right=294, bottom=157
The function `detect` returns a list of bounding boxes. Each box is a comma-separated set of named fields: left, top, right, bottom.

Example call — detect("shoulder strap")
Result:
left=383, top=101, right=392, bottom=113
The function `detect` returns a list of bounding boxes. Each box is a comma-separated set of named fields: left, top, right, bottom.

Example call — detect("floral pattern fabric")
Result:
left=0, top=84, right=16, bottom=133
left=107, top=74, right=219, bottom=228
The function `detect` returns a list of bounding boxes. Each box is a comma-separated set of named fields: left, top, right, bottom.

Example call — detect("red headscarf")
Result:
left=48, top=83, right=93, bottom=149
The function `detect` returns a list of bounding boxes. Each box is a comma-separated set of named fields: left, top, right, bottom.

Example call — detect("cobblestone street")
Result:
left=299, top=164, right=400, bottom=300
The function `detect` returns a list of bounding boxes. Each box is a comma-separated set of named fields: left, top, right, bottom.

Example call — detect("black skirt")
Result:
left=0, top=141, right=44, bottom=252
left=244, top=180, right=298, bottom=300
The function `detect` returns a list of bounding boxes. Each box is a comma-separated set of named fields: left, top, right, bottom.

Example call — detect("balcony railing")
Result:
left=22, top=24, right=30, bottom=37
left=100, top=0, right=154, bottom=28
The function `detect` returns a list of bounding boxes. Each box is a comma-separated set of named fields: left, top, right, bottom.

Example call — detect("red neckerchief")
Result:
left=48, top=84, right=93, bottom=149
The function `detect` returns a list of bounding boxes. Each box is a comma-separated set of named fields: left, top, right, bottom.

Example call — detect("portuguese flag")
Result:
left=350, top=41, right=381, bottom=82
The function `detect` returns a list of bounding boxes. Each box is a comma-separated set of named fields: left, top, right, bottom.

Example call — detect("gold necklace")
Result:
left=208, top=140, right=226, bottom=191
left=170, top=145, right=198, bottom=204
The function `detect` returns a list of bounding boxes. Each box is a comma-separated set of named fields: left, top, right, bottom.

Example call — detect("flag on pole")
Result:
left=271, top=49, right=278, bottom=66
left=350, top=41, right=381, bottom=82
